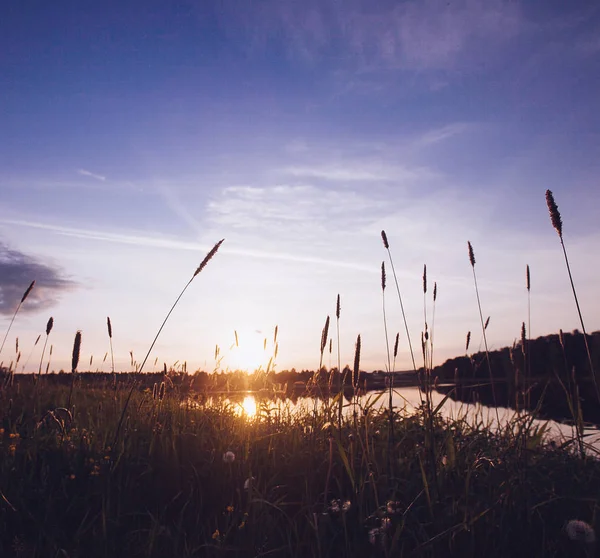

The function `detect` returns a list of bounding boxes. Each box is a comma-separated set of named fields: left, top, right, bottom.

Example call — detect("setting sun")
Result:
left=226, top=329, right=270, bottom=372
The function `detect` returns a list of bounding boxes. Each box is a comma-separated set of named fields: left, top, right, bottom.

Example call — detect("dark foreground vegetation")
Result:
left=1, top=377, right=599, bottom=558
left=1, top=190, right=598, bottom=557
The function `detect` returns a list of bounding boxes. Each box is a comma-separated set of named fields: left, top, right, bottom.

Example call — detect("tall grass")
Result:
left=381, top=231, right=416, bottom=371
left=467, top=241, right=500, bottom=424
left=0, top=280, right=35, bottom=356
left=545, top=190, right=598, bottom=402
left=113, top=239, right=224, bottom=447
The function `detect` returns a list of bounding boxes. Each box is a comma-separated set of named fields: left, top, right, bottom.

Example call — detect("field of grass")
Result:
left=1, top=191, right=599, bottom=557
left=0, top=377, right=599, bottom=558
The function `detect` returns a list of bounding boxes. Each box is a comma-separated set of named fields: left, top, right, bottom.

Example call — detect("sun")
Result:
left=227, top=329, right=268, bottom=372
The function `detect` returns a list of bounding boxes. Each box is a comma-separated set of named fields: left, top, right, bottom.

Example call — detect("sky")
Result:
left=1, top=0, right=600, bottom=374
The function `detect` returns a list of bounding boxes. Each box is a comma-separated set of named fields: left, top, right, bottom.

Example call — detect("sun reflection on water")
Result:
left=241, top=395, right=257, bottom=418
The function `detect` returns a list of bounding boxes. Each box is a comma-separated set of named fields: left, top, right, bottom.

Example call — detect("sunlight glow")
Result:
left=241, top=395, right=257, bottom=418
left=227, top=329, right=269, bottom=372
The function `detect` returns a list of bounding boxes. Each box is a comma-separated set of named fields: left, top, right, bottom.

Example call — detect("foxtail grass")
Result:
left=67, top=330, right=82, bottom=408
left=336, top=294, right=343, bottom=430
left=0, top=280, right=35, bottom=356
left=381, top=230, right=416, bottom=371
left=107, top=316, right=116, bottom=390
left=545, top=189, right=598, bottom=402
left=467, top=241, right=500, bottom=424
left=38, top=317, right=53, bottom=379
left=22, top=333, right=41, bottom=372
left=112, top=239, right=225, bottom=448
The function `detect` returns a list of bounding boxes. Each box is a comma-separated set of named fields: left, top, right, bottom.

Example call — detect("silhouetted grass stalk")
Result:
left=545, top=189, right=598, bottom=402
left=107, top=317, right=116, bottom=389
left=467, top=241, right=500, bottom=425
left=381, top=231, right=416, bottom=371
left=336, top=294, right=343, bottom=430
left=112, top=239, right=224, bottom=448
left=67, top=331, right=82, bottom=408
left=0, top=281, right=35, bottom=356
left=37, top=317, right=53, bottom=380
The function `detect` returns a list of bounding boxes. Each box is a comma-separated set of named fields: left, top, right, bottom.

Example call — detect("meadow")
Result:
left=1, top=190, right=599, bottom=557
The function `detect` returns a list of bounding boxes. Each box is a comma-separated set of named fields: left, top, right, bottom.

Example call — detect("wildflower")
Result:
left=69, top=474, right=76, bottom=480
left=386, top=501, right=402, bottom=515
left=211, top=529, right=220, bottom=541
left=226, top=505, right=234, bottom=513
left=223, top=451, right=235, bottom=464
left=369, top=527, right=380, bottom=545
left=565, top=520, right=595, bottom=544
left=368, top=528, right=380, bottom=545
left=441, top=455, right=448, bottom=466
left=329, top=499, right=341, bottom=513
left=381, top=517, right=391, bottom=530
left=8, top=444, right=16, bottom=456
left=244, top=477, right=255, bottom=490
left=342, top=500, right=352, bottom=512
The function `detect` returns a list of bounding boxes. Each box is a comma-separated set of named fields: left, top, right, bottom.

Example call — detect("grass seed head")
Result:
left=433, top=281, right=437, bottom=302
left=20, top=281, right=35, bottom=304
left=46, top=317, right=54, bottom=336
left=193, top=239, right=225, bottom=277
left=107, top=317, right=112, bottom=338
left=336, top=294, right=340, bottom=320
left=423, top=264, right=427, bottom=294
left=381, top=261, right=386, bottom=291
left=320, top=316, right=330, bottom=355
left=526, top=264, right=531, bottom=292
left=467, top=241, right=476, bottom=267
left=71, top=331, right=82, bottom=373
left=381, top=230, right=389, bottom=249
left=353, top=334, right=361, bottom=384
left=545, top=189, right=563, bottom=237
left=393, top=332, right=399, bottom=359
left=466, top=331, right=471, bottom=352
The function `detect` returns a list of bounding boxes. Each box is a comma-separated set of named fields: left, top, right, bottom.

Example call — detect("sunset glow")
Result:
left=1, top=1, right=599, bottom=373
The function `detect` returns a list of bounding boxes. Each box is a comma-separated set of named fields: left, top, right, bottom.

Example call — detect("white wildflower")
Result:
left=342, top=500, right=352, bottom=512
left=368, top=528, right=380, bottom=545
left=223, top=451, right=235, bottom=464
left=565, top=520, right=596, bottom=544
left=244, top=477, right=255, bottom=490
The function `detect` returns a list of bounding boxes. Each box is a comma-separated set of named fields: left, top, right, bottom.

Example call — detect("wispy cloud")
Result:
left=77, top=169, right=106, bottom=181
left=415, top=123, right=471, bottom=147
left=213, top=0, right=523, bottom=71
left=0, top=244, right=75, bottom=315
left=0, top=218, right=376, bottom=273
left=281, top=162, right=438, bottom=183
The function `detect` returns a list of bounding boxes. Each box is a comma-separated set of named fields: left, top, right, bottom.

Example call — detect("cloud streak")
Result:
left=0, top=244, right=75, bottom=315
left=77, top=169, right=106, bottom=181
left=0, top=218, right=377, bottom=274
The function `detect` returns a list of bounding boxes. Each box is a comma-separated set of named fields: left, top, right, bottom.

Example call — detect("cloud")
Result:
left=213, top=0, right=523, bottom=71
left=415, top=123, right=471, bottom=147
left=77, top=169, right=106, bottom=181
left=281, top=162, right=438, bottom=183
left=0, top=244, right=75, bottom=315
left=0, top=218, right=376, bottom=273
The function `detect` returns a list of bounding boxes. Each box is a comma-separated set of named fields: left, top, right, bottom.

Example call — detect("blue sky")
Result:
left=1, top=0, right=599, bottom=373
